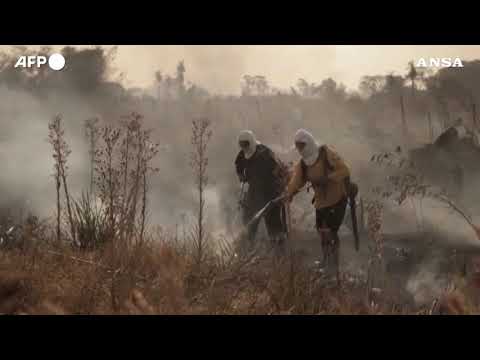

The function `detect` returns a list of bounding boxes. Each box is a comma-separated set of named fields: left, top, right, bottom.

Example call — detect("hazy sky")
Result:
left=4, top=45, right=480, bottom=94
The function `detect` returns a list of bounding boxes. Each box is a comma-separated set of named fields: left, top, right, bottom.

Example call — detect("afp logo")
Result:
left=14, top=53, right=65, bottom=71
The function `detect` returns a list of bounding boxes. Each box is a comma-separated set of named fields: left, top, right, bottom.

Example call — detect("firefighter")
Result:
left=285, top=129, right=352, bottom=280
left=235, top=130, right=288, bottom=251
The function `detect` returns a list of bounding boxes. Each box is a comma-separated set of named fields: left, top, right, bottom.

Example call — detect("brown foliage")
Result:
left=0, top=236, right=408, bottom=315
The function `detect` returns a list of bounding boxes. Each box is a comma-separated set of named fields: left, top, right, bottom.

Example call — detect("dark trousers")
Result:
left=315, top=197, right=348, bottom=277
left=315, top=197, right=348, bottom=232
left=243, top=201, right=286, bottom=245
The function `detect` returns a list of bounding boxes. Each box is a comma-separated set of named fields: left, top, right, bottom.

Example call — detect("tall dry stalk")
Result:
left=140, top=169, right=148, bottom=242
left=93, top=112, right=159, bottom=246
left=119, top=112, right=159, bottom=243
left=51, top=143, right=61, bottom=243
left=138, top=132, right=159, bottom=242
left=119, top=118, right=134, bottom=217
left=48, top=114, right=75, bottom=244
left=190, top=117, right=212, bottom=265
left=95, top=125, right=122, bottom=241
left=120, top=114, right=141, bottom=240
left=85, top=117, right=100, bottom=195
left=127, top=122, right=144, bottom=240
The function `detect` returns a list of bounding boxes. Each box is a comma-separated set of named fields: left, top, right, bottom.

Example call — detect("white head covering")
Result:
left=238, top=130, right=261, bottom=159
left=294, top=129, right=322, bottom=166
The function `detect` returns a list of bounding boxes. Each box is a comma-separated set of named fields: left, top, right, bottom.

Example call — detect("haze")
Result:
left=3, top=45, right=480, bottom=94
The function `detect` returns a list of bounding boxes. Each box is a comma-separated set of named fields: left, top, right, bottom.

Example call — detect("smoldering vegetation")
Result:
left=1, top=46, right=480, bottom=314
left=1, top=48, right=478, bottom=236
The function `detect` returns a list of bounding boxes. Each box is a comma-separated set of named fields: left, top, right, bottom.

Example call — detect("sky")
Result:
left=3, top=45, right=480, bottom=94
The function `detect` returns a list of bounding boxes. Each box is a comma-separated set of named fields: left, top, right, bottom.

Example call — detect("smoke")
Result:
left=1, top=45, right=480, bottom=248
left=0, top=47, right=121, bottom=218
left=406, top=254, right=449, bottom=306
left=180, top=46, right=248, bottom=95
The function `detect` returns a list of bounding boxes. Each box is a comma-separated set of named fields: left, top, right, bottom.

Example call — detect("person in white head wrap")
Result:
left=293, top=128, right=321, bottom=166
left=237, top=130, right=260, bottom=160
left=234, top=130, right=288, bottom=252
left=285, top=129, right=352, bottom=280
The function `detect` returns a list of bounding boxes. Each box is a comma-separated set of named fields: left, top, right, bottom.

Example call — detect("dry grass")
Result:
left=4, top=110, right=480, bottom=315
left=3, top=235, right=477, bottom=315
left=3, top=226, right=480, bottom=315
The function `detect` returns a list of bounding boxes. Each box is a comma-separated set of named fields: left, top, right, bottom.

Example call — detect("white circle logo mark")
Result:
left=48, top=53, right=65, bottom=71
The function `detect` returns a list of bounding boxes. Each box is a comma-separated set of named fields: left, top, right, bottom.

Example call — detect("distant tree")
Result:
left=253, top=75, right=269, bottom=96
left=176, top=61, right=185, bottom=84
left=406, top=61, right=419, bottom=97
left=384, top=73, right=405, bottom=95
left=165, top=76, right=173, bottom=99
left=154, top=62, right=190, bottom=100
left=241, top=75, right=270, bottom=96
left=425, top=67, right=473, bottom=113
left=241, top=75, right=254, bottom=96
left=155, top=70, right=163, bottom=83
left=60, top=46, right=112, bottom=93
left=176, top=60, right=186, bottom=97
left=359, top=75, right=385, bottom=98
left=317, top=78, right=338, bottom=98
left=296, top=78, right=312, bottom=97
left=335, top=83, right=348, bottom=101
left=154, top=70, right=163, bottom=98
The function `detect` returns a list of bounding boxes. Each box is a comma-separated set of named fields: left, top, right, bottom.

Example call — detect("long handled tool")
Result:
left=245, top=187, right=307, bottom=233
left=246, top=194, right=287, bottom=231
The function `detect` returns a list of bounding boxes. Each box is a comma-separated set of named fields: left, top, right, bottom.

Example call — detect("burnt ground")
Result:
left=279, top=227, right=480, bottom=307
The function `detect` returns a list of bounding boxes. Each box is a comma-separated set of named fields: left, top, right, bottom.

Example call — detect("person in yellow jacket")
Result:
left=285, top=129, right=351, bottom=279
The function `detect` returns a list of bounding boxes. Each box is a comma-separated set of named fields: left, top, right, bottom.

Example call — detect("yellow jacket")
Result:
left=287, top=145, right=350, bottom=209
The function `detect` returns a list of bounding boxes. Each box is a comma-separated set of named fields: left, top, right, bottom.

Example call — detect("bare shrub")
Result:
left=94, top=124, right=122, bottom=242
left=84, top=117, right=100, bottom=195
left=189, top=117, right=212, bottom=266
left=48, top=114, right=75, bottom=245
left=371, top=148, right=480, bottom=237
left=92, top=112, right=159, bottom=249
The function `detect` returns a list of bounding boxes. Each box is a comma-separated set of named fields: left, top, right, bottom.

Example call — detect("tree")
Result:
left=155, top=70, right=163, bottom=83
left=384, top=73, right=405, bottom=95
left=297, top=78, right=315, bottom=97
left=253, top=75, right=269, bottom=96
left=317, top=78, right=338, bottom=98
left=359, top=75, right=385, bottom=98
left=176, top=60, right=186, bottom=97
left=241, top=75, right=270, bottom=96
left=241, top=75, right=254, bottom=96
left=48, top=114, right=75, bottom=245
left=406, top=61, right=418, bottom=97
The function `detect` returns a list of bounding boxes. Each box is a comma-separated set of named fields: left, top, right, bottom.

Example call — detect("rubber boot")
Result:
left=319, top=228, right=331, bottom=275
left=331, top=232, right=341, bottom=285
left=269, top=232, right=286, bottom=257
left=320, top=229, right=340, bottom=284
